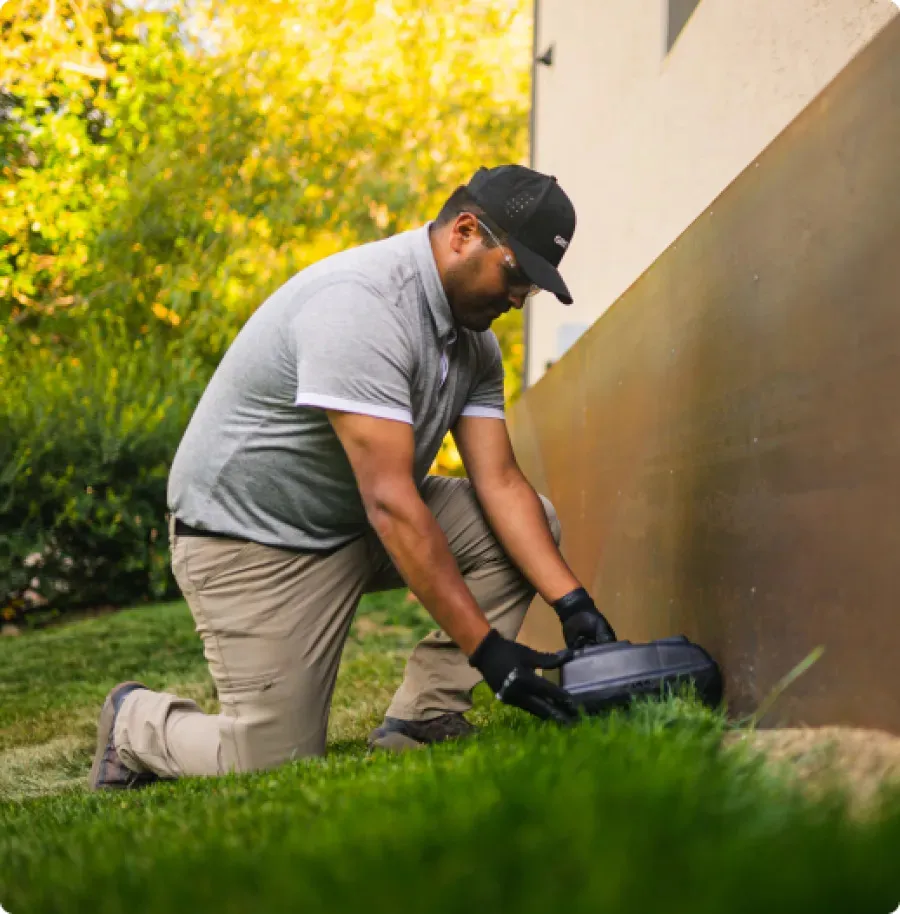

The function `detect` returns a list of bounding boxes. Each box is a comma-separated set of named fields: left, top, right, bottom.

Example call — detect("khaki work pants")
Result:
left=115, top=476, right=561, bottom=779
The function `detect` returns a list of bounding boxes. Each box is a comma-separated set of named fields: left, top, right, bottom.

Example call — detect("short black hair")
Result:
left=433, top=186, right=503, bottom=246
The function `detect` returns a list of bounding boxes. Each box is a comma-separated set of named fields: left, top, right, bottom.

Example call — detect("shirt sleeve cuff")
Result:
left=295, top=392, right=413, bottom=424
left=459, top=405, right=505, bottom=420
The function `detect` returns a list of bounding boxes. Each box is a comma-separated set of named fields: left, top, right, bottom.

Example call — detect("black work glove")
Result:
left=469, top=629, right=578, bottom=724
left=553, top=587, right=617, bottom=650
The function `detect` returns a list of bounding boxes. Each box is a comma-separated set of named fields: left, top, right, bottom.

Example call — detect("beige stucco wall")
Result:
left=526, top=0, right=897, bottom=386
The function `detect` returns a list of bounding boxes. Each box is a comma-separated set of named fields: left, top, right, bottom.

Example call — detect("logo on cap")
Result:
left=554, top=235, right=569, bottom=250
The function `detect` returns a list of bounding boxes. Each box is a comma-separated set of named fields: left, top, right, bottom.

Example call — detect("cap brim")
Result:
left=506, top=237, right=573, bottom=305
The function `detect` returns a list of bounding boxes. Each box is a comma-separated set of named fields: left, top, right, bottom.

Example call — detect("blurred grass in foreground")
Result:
left=1, top=598, right=899, bottom=914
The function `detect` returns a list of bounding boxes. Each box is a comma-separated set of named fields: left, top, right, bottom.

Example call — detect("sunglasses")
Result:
left=475, top=218, right=540, bottom=301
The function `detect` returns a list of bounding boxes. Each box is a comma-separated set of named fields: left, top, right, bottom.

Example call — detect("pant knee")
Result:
left=539, top=494, right=562, bottom=547
left=221, top=700, right=325, bottom=774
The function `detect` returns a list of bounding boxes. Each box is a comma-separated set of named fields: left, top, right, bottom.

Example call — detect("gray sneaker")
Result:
left=89, top=681, right=160, bottom=791
left=368, top=713, right=478, bottom=752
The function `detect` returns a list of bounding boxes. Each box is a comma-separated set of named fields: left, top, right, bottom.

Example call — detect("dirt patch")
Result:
left=724, top=726, right=900, bottom=814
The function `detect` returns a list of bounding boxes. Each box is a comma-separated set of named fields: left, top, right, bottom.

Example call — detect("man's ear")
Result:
left=449, top=212, right=479, bottom=255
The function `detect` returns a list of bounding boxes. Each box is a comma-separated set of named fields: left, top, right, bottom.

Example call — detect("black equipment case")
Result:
left=560, top=636, right=723, bottom=714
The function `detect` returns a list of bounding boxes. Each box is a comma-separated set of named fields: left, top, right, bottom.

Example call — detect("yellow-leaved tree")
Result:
left=3, top=0, right=533, bottom=474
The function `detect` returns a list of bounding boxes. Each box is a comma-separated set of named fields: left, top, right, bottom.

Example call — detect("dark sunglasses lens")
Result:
left=504, top=263, right=532, bottom=289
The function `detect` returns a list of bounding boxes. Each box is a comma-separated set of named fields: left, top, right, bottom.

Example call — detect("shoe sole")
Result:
left=88, top=681, right=146, bottom=791
left=368, top=731, right=426, bottom=753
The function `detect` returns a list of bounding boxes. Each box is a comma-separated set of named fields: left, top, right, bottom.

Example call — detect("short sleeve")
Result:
left=292, top=281, right=414, bottom=424
left=461, top=332, right=505, bottom=420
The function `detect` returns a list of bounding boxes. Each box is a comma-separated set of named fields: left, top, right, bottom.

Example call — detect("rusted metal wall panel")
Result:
left=512, top=18, right=900, bottom=731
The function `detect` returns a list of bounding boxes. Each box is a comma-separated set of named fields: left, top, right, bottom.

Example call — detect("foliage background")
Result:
left=0, top=0, right=532, bottom=623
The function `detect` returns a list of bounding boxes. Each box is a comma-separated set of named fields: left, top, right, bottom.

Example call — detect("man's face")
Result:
left=443, top=214, right=534, bottom=332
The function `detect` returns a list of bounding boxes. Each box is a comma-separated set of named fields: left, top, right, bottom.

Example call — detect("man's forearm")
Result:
left=367, top=491, right=490, bottom=655
left=473, top=472, right=580, bottom=605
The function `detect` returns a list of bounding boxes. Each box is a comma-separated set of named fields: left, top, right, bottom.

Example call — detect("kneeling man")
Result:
left=90, top=165, right=616, bottom=790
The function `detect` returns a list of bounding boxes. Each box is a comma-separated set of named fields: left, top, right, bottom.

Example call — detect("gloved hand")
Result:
left=553, top=587, right=617, bottom=650
left=469, top=629, right=578, bottom=724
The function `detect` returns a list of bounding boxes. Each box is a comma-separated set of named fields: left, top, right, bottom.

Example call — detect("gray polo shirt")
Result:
left=167, top=224, right=505, bottom=551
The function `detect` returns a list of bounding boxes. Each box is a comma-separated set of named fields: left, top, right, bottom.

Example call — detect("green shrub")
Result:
left=0, top=320, right=207, bottom=626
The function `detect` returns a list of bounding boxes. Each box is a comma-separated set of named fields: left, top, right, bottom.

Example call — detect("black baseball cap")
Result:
left=465, top=164, right=576, bottom=305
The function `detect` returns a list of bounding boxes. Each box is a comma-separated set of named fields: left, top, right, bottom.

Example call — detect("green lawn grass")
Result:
left=2, top=596, right=900, bottom=914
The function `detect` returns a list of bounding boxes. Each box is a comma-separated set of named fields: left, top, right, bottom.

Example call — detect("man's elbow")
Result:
left=360, top=476, right=420, bottom=538
left=471, top=464, right=527, bottom=501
